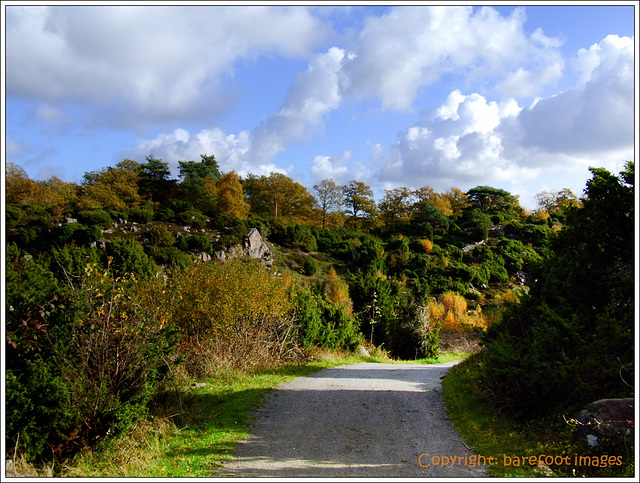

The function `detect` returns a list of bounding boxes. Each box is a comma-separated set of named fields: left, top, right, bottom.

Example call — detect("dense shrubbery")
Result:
left=7, top=154, right=631, bottom=469
left=6, top=249, right=176, bottom=459
left=481, top=162, right=635, bottom=418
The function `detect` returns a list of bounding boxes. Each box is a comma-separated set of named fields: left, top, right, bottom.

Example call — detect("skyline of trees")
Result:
left=5, top=154, right=583, bottom=233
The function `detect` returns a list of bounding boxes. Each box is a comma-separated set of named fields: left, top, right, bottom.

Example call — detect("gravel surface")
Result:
left=223, top=361, right=487, bottom=478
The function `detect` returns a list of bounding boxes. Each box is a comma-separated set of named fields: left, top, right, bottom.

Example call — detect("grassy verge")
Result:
left=58, top=354, right=354, bottom=477
left=51, top=349, right=467, bottom=477
left=442, top=353, right=635, bottom=478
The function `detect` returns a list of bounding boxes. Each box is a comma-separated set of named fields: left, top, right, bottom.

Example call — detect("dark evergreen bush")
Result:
left=481, top=162, right=634, bottom=418
left=77, top=209, right=113, bottom=228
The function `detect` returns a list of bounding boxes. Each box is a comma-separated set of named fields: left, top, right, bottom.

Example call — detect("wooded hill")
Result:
left=4, top=157, right=634, bottom=465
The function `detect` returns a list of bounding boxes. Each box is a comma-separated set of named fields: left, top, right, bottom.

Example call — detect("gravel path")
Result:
left=223, top=361, right=487, bottom=478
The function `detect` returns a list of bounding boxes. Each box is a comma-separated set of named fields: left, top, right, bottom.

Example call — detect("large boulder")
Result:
left=244, top=228, right=270, bottom=260
left=575, top=398, right=634, bottom=449
left=214, top=228, right=272, bottom=265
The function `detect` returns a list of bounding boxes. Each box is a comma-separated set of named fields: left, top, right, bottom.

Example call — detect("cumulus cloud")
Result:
left=125, top=127, right=284, bottom=178
left=374, top=90, right=530, bottom=191
left=126, top=46, right=346, bottom=176
left=371, top=34, right=634, bottom=193
left=500, top=35, right=634, bottom=159
left=310, top=150, right=353, bottom=184
left=340, top=6, right=564, bottom=110
left=6, top=6, right=328, bottom=127
left=249, top=47, right=345, bottom=165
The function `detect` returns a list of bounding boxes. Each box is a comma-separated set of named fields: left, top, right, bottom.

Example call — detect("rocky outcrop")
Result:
left=214, top=228, right=272, bottom=265
left=244, top=228, right=270, bottom=260
left=575, top=398, right=634, bottom=449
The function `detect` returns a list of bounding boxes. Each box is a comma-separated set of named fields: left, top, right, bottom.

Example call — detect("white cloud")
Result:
left=500, top=35, right=634, bottom=159
left=6, top=6, right=328, bottom=127
left=375, top=91, right=530, bottom=191
left=310, top=150, right=352, bottom=184
left=372, top=34, right=634, bottom=195
left=340, top=6, right=564, bottom=110
left=127, top=46, right=346, bottom=177
left=249, top=47, right=345, bottom=164
left=6, top=135, right=25, bottom=158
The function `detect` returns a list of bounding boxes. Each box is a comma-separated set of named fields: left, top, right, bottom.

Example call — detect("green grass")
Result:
left=59, top=353, right=367, bottom=477
left=442, top=353, right=635, bottom=478
left=57, top=350, right=467, bottom=477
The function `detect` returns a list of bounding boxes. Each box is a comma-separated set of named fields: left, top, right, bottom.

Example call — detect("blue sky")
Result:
left=3, top=3, right=637, bottom=209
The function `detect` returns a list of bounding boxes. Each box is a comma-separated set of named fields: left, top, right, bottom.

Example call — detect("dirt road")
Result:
left=223, top=361, right=487, bottom=478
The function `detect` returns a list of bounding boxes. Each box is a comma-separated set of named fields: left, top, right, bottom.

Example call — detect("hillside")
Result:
left=5, top=158, right=634, bottom=470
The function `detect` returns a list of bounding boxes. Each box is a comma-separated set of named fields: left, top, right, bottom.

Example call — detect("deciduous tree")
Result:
left=78, top=163, right=142, bottom=211
left=5, top=162, right=38, bottom=204
left=379, top=187, right=415, bottom=228
left=214, top=171, right=250, bottom=220
left=243, top=172, right=316, bottom=224
left=314, top=179, right=343, bottom=229
left=342, top=180, right=379, bottom=229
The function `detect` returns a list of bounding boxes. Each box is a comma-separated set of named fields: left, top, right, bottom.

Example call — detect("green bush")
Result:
left=177, top=209, right=208, bottom=229
left=481, top=163, right=635, bottom=419
left=149, top=246, right=192, bottom=269
left=271, top=222, right=318, bottom=252
left=55, top=222, right=100, bottom=246
left=295, top=289, right=362, bottom=350
left=147, top=225, right=176, bottom=247
left=154, top=206, right=175, bottom=222
left=186, top=234, right=212, bottom=254
left=106, top=238, right=157, bottom=279
left=302, top=256, right=319, bottom=276
left=6, top=204, right=26, bottom=222
left=5, top=249, right=177, bottom=461
left=78, top=209, right=113, bottom=229
left=129, top=203, right=154, bottom=224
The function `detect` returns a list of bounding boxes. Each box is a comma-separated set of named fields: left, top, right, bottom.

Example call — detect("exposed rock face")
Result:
left=214, top=228, right=271, bottom=265
left=244, top=228, right=270, bottom=260
left=575, top=398, right=634, bottom=449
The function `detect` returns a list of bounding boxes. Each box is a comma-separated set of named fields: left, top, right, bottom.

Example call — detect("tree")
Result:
left=214, top=171, right=250, bottom=220
left=26, top=176, right=79, bottom=217
left=342, top=180, right=378, bottom=222
left=6, top=162, right=38, bottom=204
left=177, top=154, right=221, bottom=214
left=78, top=163, right=142, bottom=211
left=414, top=202, right=450, bottom=236
left=482, top=161, right=634, bottom=418
left=466, top=186, right=519, bottom=214
left=413, top=186, right=453, bottom=217
left=441, top=187, right=470, bottom=215
left=243, top=173, right=316, bottom=224
left=139, top=155, right=176, bottom=204
left=378, top=187, right=415, bottom=229
left=534, top=188, right=581, bottom=214
left=314, top=179, right=343, bottom=230
left=178, top=154, right=220, bottom=182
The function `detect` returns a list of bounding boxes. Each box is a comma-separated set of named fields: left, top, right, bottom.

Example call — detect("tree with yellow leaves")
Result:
left=213, top=171, right=250, bottom=220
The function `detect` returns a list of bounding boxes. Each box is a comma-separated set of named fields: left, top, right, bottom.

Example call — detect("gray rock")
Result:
left=357, top=345, right=370, bottom=357
left=196, top=252, right=211, bottom=262
left=244, top=228, right=270, bottom=260
left=214, top=229, right=272, bottom=265
left=576, top=398, right=634, bottom=449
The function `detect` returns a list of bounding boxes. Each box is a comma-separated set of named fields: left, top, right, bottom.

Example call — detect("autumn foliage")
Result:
left=167, top=259, right=300, bottom=374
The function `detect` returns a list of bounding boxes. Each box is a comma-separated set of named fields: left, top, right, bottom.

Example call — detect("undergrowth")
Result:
left=442, top=353, right=635, bottom=477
